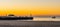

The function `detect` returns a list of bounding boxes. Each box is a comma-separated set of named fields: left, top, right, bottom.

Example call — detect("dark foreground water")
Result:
left=0, top=20, right=60, bottom=27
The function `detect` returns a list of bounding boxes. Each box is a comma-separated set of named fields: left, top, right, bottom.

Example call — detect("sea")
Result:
left=0, top=17, right=60, bottom=27
left=33, top=17, right=60, bottom=21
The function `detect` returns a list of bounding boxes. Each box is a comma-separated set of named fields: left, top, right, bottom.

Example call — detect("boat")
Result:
left=52, top=16, right=56, bottom=19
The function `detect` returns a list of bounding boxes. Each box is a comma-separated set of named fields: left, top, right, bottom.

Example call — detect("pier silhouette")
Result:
left=0, top=14, right=33, bottom=20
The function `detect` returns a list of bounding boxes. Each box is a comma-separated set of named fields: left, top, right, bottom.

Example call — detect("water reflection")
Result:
left=33, top=17, right=60, bottom=21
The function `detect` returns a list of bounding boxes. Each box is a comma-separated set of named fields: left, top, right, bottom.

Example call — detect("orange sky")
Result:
left=0, top=0, right=60, bottom=16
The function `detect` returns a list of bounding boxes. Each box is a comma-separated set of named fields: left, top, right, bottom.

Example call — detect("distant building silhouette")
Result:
left=8, top=14, right=14, bottom=16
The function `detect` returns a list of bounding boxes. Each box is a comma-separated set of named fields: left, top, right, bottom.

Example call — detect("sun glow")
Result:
left=0, top=0, right=60, bottom=16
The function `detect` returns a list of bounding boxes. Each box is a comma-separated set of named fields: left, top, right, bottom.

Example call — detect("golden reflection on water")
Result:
left=33, top=17, right=60, bottom=21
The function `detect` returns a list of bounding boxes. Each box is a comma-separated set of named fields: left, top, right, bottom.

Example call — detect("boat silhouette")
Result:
left=52, top=16, right=56, bottom=19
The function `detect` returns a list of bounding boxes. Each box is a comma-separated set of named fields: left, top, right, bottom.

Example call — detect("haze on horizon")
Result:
left=0, top=0, right=60, bottom=16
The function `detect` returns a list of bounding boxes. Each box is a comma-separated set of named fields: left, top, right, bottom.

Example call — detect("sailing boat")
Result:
left=52, top=16, right=56, bottom=19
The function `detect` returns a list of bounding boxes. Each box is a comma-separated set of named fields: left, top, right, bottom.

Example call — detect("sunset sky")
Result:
left=0, top=0, right=60, bottom=16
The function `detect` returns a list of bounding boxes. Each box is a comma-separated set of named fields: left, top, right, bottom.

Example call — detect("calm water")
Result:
left=33, top=17, right=60, bottom=21
left=0, top=17, right=60, bottom=27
